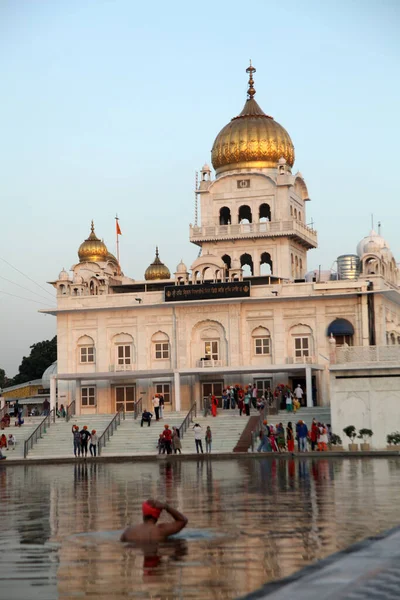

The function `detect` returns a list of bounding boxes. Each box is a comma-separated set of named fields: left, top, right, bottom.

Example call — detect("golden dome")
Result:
left=211, top=62, right=295, bottom=174
left=78, top=221, right=109, bottom=263
left=145, top=247, right=171, bottom=281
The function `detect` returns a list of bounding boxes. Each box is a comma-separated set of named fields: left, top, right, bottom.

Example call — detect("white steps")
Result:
left=1, top=417, right=45, bottom=460
left=27, top=415, right=114, bottom=459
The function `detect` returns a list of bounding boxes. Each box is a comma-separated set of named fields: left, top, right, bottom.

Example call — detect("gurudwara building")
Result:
left=44, top=64, right=400, bottom=444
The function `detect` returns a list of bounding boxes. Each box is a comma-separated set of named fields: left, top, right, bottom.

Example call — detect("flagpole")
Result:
left=115, top=214, right=120, bottom=274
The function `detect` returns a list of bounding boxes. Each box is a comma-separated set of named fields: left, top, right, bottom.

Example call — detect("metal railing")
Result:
left=24, top=408, right=56, bottom=458
left=97, top=405, right=125, bottom=456
left=66, top=400, right=76, bottom=423
left=178, top=402, right=197, bottom=440
left=250, top=404, right=268, bottom=452
left=133, top=397, right=143, bottom=420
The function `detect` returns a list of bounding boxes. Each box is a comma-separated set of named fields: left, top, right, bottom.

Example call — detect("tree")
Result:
left=11, top=336, right=57, bottom=386
left=0, top=368, right=5, bottom=389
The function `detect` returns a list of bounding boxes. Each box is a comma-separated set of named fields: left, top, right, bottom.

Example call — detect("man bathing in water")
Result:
left=120, top=499, right=188, bottom=544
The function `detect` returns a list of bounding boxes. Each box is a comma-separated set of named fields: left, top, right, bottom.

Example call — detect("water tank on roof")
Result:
left=337, top=254, right=360, bottom=280
left=305, top=269, right=332, bottom=283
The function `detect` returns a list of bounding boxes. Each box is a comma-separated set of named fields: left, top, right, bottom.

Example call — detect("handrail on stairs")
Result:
left=133, top=397, right=143, bottom=420
left=97, top=405, right=126, bottom=456
left=24, top=408, right=56, bottom=458
left=66, top=400, right=76, bottom=423
left=178, top=402, right=197, bottom=440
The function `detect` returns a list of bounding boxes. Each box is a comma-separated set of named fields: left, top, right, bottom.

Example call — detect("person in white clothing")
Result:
left=7, top=434, right=16, bottom=450
left=152, top=396, right=160, bottom=421
left=193, top=423, right=203, bottom=454
left=294, top=385, right=303, bottom=406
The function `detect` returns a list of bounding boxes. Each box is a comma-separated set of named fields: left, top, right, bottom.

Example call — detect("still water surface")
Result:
left=1, top=458, right=400, bottom=599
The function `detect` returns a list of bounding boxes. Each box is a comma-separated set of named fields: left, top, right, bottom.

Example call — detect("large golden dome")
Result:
left=78, top=221, right=109, bottom=263
left=211, top=63, right=295, bottom=174
left=145, top=247, right=171, bottom=281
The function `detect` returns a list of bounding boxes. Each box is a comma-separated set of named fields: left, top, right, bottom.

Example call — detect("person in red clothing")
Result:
left=310, top=418, right=319, bottom=451
left=211, top=395, right=218, bottom=417
left=161, top=425, right=172, bottom=454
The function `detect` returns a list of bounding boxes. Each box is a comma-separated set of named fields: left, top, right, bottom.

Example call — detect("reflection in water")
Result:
left=1, top=458, right=400, bottom=599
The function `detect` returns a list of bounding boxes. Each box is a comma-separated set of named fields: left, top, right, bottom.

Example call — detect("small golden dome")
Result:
left=145, top=247, right=171, bottom=281
left=211, top=62, right=295, bottom=174
left=78, top=221, right=109, bottom=263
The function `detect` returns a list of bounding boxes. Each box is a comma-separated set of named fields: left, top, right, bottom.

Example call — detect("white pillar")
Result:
left=174, top=371, right=181, bottom=412
left=50, top=376, right=57, bottom=412
left=0, top=397, right=4, bottom=410
left=75, top=380, right=81, bottom=416
left=306, top=366, right=313, bottom=407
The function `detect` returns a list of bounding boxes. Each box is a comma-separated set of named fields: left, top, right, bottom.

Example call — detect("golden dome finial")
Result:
left=78, top=221, right=109, bottom=263
left=246, top=60, right=256, bottom=99
left=90, top=220, right=95, bottom=234
left=144, top=247, right=171, bottom=281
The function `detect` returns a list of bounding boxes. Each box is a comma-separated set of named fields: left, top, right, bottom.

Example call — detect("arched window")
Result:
left=260, top=252, right=273, bottom=275
left=327, top=319, right=354, bottom=346
left=112, top=333, right=134, bottom=370
left=238, top=205, right=252, bottom=224
left=289, top=324, right=314, bottom=361
left=259, top=203, right=271, bottom=222
left=298, top=211, right=302, bottom=222
left=202, top=267, right=214, bottom=281
left=295, top=256, right=299, bottom=278
left=390, top=333, right=396, bottom=345
left=77, top=335, right=95, bottom=364
left=89, top=280, right=98, bottom=296
left=252, top=326, right=271, bottom=356
left=291, top=253, right=294, bottom=277
left=240, top=253, right=253, bottom=276
left=151, top=331, right=170, bottom=360
left=222, top=254, right=231, bottom=271
left=299, top=258, right=303, bottom=277
left=290, top=205, right=293, bottom=216
left=219, top=206, right=231, bottom=225
left=294, top=208, right=297, bottom=219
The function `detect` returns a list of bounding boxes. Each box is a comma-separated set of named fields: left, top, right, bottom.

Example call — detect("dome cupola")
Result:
left=78, top=221, right=109, bottom=263
left=145, top=247, right=171, bottom=281
left=211, top=62, right=295, bottom=175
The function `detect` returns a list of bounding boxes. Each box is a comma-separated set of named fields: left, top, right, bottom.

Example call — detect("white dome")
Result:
left=42, top=361, right=57, bottom=388
left=176, top=260, right=188, bottom=274
left=58, top=268, right=70, bottom=281
left=357, top=230, right=389, bottom=257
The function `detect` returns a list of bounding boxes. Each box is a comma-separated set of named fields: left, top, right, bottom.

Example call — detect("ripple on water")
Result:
left=1, top=458, right=400, bottom=599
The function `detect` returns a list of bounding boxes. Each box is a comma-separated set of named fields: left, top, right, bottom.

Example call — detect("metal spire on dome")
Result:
left=91, top=220, right=95, bottom=234
left=246, top=60, right=256, bottom=99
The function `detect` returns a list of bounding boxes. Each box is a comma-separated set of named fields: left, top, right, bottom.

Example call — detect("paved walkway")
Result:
left=240, top=526, right=400, bottom=600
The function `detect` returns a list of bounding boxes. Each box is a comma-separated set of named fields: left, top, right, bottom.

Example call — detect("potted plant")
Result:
left=343, top=425, right=358, bottom=451
left=330, top=433, right=343, bottom=451
left=386, top=431, right=400, bottom=451
left=358, top=428, right=373, bottom=451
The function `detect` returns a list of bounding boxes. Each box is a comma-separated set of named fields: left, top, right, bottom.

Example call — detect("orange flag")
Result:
left=116, top=220, right=122, bottom=235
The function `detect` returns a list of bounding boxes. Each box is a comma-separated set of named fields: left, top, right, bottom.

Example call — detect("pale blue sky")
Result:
left=0, top=0, right=399, bottom=375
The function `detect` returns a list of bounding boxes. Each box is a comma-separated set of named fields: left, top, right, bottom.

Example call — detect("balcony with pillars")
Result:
left=189, top=219, right=317, bottom=249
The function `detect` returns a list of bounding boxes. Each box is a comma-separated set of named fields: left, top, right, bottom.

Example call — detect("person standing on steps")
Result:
left=80, top=425, right=91, bottom=458
left=193, top=423, right=203, bottom=454
left=159, top=394, right=164, bottom=419
left=294, top=384, right=304, bottom=407
left=172, top=427, right=182, bottom=454
left=286, top=422, right=295, bottom=453
left=244, top=391, right=251, bottom=416
left=211, top=395, right=218, bottom=417
left=72, top=425, right=81, bottom=457
left=205, top=426, right=212, bottom=453
left=161, top=424, right=172, bottom=454
left=238, top=395, right=244, bottom=416
left=152, top=395, right=160, bottom=421
left=251, top=383, right=258, bottom=409
left=89, top=430, right=98, bottom=456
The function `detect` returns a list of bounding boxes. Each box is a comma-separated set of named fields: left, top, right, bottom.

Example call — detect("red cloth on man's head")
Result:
left=142, top=502, right=162, bottom=520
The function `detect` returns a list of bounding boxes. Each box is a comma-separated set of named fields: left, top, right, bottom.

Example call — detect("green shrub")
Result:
left=358, top=428, right=373, bottom=442
left=387, top=432, right=400, bottom=446
left=343, top=425, right=357, bottom=442
left=331, top=433, right=342, bottom=445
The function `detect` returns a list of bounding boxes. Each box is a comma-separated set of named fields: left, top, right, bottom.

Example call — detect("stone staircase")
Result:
left=100, top=412, right=187, bottom=456
left=179, top=411, right=252, bottom=454
left=1, top=417, right=45, bottom=460
left=27, top=415, right=114, bottom=459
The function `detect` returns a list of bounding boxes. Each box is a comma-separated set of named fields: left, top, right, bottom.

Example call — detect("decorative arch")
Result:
left=112, top=332, right=135, bottom=369
left=259, top=203, right=271, bottom=222
left=191, top=319, right=228, bottom=367
left=362, top=255, right=381, bottom=275
left=252, top=326, right=272, bottom=357
left=294, top=176, right=309, bottom=201
left=222, top=254, right=231, bottom=271
left=219, top=206, right=231, bottom=225
left=240, top=253, right=254, bottom=276
left=77, top=335, right=95, bottom=364
left=151, top=331, right=170, bottom=361
left=288, top=323, right=314, bottom=361
left=238, top=205, right=252, bottom=224
left=260, top=252, right=273, bottom=275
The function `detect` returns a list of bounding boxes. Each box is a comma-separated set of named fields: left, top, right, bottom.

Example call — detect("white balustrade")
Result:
left=336, top=346, right=400, bottom=364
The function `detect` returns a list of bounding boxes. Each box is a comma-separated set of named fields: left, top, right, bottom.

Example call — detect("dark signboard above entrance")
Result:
left=164, top=281, right=251, bottom=302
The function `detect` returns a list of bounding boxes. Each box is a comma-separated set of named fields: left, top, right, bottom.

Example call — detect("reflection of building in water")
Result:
left=41, top=63, right=400, bottom=441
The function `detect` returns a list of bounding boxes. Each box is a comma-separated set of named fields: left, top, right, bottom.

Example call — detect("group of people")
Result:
left=0, top=433, right=16, bottom=451
left=193, top=423, right=212, bottom=453
left=71, top=425, right=98, bottom=457
left=157, top=425, right=181, bottom=454
left=218, top=384, right=270, bottom=416
left=257, top=419, right=331, bottom=453
left=1, top=403, right=25, bottom=429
